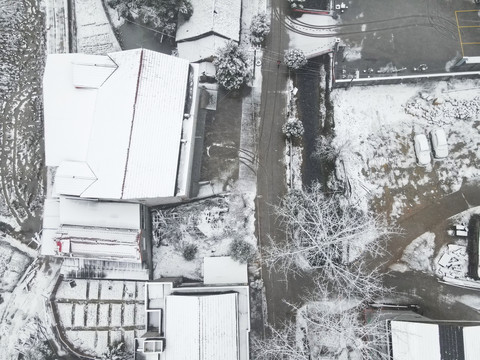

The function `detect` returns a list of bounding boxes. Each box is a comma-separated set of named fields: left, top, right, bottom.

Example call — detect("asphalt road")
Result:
left=256, top=1, right=316, bottom=328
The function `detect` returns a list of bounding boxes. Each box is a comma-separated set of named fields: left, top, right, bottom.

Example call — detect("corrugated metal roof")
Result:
left=121, top=49, right=189, bottom=199
left=439, top=324, right=464, bottom=360
left=390, top=321, right=441, bottom=360
left=176, top=0, right=241, bottom=43
left=165, top=293, right=239, bottom=360
left=463, top=326, right=480, bottom=360
left=59, top=197, right=141, bottom=229
left=43, top=49, right=191, bottom=200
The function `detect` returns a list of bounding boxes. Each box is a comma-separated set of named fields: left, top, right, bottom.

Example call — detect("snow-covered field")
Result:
left=331, top=79, right=480, bottom=219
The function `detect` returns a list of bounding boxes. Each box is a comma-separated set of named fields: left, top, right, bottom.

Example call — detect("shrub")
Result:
left=282, top=119, right=304, bottom=138
left=250, top=13, right=270, bottom=45
left=230, top=238, right=256, bottom=263
left=214, top=41, right=252, bottom=90
left=288, top=0, right=306, bottom=9
left=183, top=243, right=198, bottom=261
left=284, top=49, right=307, bottom=70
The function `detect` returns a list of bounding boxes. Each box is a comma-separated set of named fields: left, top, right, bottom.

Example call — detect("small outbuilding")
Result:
left=175, top=0, right=242, bottom=62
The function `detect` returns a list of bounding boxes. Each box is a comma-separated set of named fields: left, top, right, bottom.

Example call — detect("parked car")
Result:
left=430, top=128, right=448, bottom=159
left=414, top=134, right=431, bottom=165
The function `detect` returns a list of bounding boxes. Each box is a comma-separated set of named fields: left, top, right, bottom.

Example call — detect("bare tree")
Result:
left=252, top=323, right=310, bottom=360
left=253, top=292, right=390, bottom=360
left=265, top=183, right=394, bottom=295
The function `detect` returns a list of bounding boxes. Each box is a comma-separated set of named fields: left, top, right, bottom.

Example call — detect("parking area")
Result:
left=335, top=0, right=480, bottom=79
left=53, top=279, right=145, bottom=357
left=455, top=9, right=480, bottom=57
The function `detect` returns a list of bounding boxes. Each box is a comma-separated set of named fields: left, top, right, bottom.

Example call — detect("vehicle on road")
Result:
left=430, top=128, right=448, bottom=159
left=414, top=134, right=431, bottom=166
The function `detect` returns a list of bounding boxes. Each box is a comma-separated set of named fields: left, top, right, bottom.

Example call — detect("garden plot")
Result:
left=100, top=280, right=124, bottom=300
left=54, top=279, right=145, bottom=357
left=0, top=242, right=31, bottom=291
left=152, top=190, right=257, bottom=280
left=330, top=79, right=480, bottom=219
left=56, top=280, right=88, bottom=300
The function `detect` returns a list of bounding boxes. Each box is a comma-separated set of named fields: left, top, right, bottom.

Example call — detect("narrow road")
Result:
left=256, top=1, right=315, bottom=328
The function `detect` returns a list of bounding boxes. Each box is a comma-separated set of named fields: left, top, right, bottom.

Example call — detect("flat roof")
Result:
left=203, top=257, right=248, bottom=285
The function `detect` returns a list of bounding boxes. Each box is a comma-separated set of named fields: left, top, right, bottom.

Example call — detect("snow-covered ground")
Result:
left=390, top=232, right=435, bottom=273
left=331, top=79, right=480, bottom=219
left=152, top=188, right=257, bottom=280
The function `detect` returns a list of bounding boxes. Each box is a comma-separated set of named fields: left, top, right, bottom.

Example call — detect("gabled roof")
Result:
left=165, top=293, right=239, bottom=360
left=176, top=0, right=241, bottom=43
left=43, top=49, right=190, bottom=200
left=177, top=35, right=231, bottom=62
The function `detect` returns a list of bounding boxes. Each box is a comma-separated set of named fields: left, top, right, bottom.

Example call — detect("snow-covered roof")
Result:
left=177, top=35, right=231, bottom=62
left=41, top=197, right=143, bottom=262
left=204, top=256, right=247, bottom=285
left=463, top=326, right=480, bottom=359
left=164, top=293, right=239, bottom=360
left=59, top=197, right=141, bottom=229
left=390, top=321, right=440, bottom=360
left=43, top=49, right=191, bottom=200
left=390, top=321, right=480, bottom=360
left=176, top=0, right=241, bottom=43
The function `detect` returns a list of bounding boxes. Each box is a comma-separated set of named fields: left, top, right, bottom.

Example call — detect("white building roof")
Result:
left=204, top=256, right=247, bottom=285
left=165, top=293, right=239, bottom=360
left=177, top=35, right=231, bottom=62
left=59, top=197, right=141, bottom=229
left=390, top=321, right=440, bottom=360
left=41, top=197, right=142, bottom=262
left=176, top=0, right=241, bottom=43
left=463, top=326, right=480, bottom=360
left=43, top=49, right=190, bottom=200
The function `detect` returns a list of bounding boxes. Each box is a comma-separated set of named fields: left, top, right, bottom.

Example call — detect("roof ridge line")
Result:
left=121, top=49, right=144, bottom=199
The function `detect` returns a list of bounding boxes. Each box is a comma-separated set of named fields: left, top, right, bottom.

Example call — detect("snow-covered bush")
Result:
left=284, top=49, right=307, bottom=70
left=230, top=238, right=256, bottom=263
left=282, top=119, right=304, bottom=138
left=250, top=13, right=270, bottom=45
left=214, top=41, right=252, bottom=90
left=288, top=0, right=306, bottom=10
left=108, top=0, right=193, bottom=35
left=101, top=341, right=132, bottom=360
left=182, top=243, right=198, bottom=261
